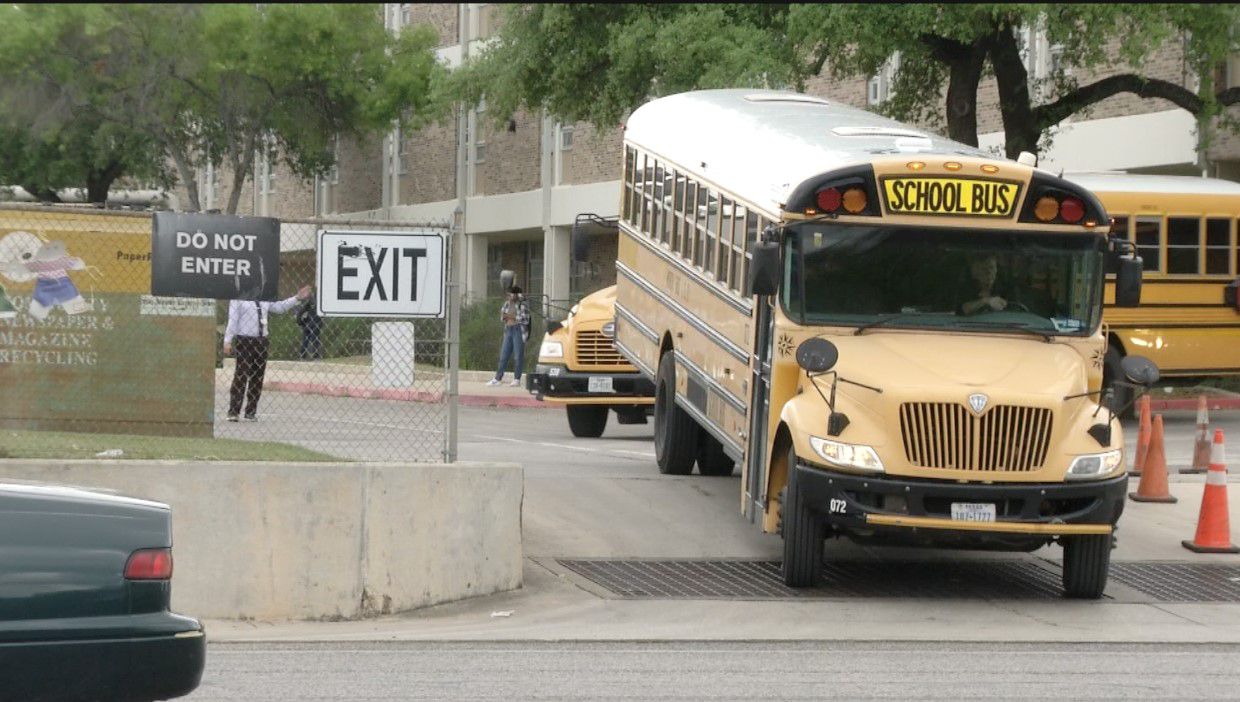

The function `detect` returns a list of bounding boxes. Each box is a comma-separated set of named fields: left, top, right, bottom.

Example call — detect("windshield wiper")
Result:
left=853, top=313, right=922, bottom=335
left=954, top=321, right=1053, bottom=342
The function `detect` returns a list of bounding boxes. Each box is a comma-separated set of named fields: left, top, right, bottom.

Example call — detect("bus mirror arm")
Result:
left=1063, top=380, right=1155, bottom=447
left=806, top=371, right=883, bottom=437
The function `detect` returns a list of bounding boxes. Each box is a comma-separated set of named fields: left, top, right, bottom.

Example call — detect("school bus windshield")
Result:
left=783, top=224, right=1106, bottom=336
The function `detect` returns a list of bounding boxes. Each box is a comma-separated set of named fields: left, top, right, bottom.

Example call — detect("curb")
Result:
left=266, top=380, right=552, bottom=409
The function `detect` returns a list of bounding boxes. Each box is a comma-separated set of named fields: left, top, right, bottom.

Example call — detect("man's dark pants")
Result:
left=229, top=336, right=270, bottom=418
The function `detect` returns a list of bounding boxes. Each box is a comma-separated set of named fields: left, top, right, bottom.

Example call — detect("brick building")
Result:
left=175, top=4, right=1240, bottom=314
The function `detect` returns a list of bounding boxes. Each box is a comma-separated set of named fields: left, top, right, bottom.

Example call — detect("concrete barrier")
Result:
left=0, top=461, right=523, bottom=620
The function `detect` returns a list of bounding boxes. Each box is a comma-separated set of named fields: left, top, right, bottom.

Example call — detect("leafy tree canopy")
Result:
left=0, top=3, right=447, bottom=211
left=455, top=4, right=1240, bottom=158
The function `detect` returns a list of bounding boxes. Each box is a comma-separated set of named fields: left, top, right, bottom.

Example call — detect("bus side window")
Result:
left=1111, top=214, right=1129, bottom=243
left=1207, top=217, right=1230, bottom=275
left=1166, top=216, right=1200, bottom=274
left=704, top=190, right=719, bottom=274
left=731, top=205, right=747, bottom=293
left=718, top=197, right=734, bottom=284
left=653, top=162, right=666, bottom=245
left=623, top=147, right=636, bottom=223
left=671, top=171, right=685, bottom=253
left=683, top=180, right=698, bottom=261
left=1134, top=216, right=1161, bottom=273
left=694, top=185, right=708, bottom=269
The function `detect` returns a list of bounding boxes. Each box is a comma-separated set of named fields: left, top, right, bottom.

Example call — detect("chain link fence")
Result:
left=0, top=204, right=456, bottom=463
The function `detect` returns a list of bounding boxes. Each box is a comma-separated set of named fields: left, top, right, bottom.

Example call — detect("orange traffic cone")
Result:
left=1182, top=429, right=1239, bottom=553
left=1183, top=395, right=1211, bottom=474
left=1131, top=394, right=1151, bottom=477
left=1129, top=414, right=1177, bottom=503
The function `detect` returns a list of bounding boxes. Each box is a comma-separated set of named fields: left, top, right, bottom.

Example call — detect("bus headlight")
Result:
left=1066, top=449, right=1123, bottom=480
left=540, top=341, right=564, bottom=358
left=809, top=436, right=884, bottom=472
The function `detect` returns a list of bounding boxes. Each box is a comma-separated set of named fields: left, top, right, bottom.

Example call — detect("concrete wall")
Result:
left=0, top=460, right=523, bottom=620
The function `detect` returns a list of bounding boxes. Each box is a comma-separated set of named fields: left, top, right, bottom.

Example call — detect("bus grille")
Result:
left=899, top=403, right=1053, bottom=472
left=574, top=330, right=627, bottom=367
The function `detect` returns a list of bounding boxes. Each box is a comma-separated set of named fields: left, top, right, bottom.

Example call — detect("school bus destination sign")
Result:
left=150, top=212, right=281, bottom=300
left=882, top=176, right=1022, bottom=218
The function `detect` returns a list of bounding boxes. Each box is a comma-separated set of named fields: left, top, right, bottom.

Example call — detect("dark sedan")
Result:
left=0, top=483, right=205, bottom=701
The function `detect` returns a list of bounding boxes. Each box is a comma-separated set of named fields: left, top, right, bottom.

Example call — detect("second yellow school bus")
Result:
left=612, top=90, right=1149, bottom=598
left=1064, top=173, right=1240, bottom=406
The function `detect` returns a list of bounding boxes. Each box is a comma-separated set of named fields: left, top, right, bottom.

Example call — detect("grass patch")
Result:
left=0, top=430, right=342, bottom=462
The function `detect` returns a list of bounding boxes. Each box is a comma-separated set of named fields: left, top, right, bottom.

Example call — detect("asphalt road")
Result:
left=189, top=641, right=1240, bottom=701
left=214, top=393, right=1240, bottom=563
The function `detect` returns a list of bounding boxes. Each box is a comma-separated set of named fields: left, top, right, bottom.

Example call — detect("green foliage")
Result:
left=456, top=3, right=1240, bottom=155
left=454, top=4, right=799, bottom=130
left=0, top=4, right=448, bottom=208
left=459, top=297, right=538, bottom=373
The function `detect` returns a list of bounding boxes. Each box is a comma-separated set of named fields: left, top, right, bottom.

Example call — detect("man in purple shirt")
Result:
left=223, top=285, right=311, bottom=421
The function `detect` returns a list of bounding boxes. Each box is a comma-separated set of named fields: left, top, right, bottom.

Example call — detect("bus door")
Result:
left=744, top=293, right=775, bottom=523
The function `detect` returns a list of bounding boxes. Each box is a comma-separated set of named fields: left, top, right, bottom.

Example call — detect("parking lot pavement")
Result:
left=203, top=398, right=1240, bottom=644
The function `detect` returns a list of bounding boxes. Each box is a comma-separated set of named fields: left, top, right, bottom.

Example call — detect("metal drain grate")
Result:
left=1110, top=562, right=1240, bottom=602
left=557, top=559, right=1069, bottom=600
left=558, top=559, right=1240, bottom=602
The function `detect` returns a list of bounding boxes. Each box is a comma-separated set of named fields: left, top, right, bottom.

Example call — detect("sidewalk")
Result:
left=217, top=358, right=551, bottom=409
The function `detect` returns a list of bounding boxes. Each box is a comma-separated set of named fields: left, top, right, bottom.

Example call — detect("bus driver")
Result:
left=959, top=254, right=1007, bottom=315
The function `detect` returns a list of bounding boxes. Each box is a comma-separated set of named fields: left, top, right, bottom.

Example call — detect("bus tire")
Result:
left=781, top=446, right=824, bottom=587
left=1061, top=534, right=1111, bottom=599
left=697, top=434, right=735, bottom=476
left=654, top=352, right=699, bottom=475
left=1103, top=347, right=1135, bottom=420
left=566, top=405, right=608, bottom=438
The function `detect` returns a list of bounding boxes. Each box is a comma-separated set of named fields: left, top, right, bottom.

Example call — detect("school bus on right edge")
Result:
left=612, top=90, right=1155, bottom=598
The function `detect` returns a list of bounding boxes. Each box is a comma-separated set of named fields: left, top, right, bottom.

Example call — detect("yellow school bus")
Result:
left=1064, top=173, right=1240, bottom=406
left=613, top=90, right=1150, bottom=598
left=525, top=285, right=655, bottom=436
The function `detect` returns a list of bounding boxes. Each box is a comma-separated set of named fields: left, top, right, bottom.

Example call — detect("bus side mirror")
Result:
left=1114, top=257, right=1142, bottom=308
left=748, top=242, right=780, bottom=296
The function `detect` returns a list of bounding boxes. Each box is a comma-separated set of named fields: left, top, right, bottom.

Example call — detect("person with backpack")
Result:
left=487, top=285, right=531, bottom=387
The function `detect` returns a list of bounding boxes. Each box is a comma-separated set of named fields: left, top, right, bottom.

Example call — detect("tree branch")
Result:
left=1033, top=74, right=1218, bottom=130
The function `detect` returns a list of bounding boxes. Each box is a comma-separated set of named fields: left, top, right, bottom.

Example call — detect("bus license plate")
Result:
left=588, top=377, right=614, bottom=393
left=950, top=502, right=996, bottom=522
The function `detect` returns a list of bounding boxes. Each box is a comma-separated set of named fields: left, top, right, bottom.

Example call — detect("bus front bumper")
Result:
left=526, top=364, right=655, bottom=404
left=792, top=461, right=1127, bottom=548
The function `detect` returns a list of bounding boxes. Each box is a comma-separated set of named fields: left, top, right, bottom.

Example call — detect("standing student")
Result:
left=296, top=293, right=324, bottom=360
left=223, top=285, right=311, bottom=421
left=487, top=285, right=531, bottom=387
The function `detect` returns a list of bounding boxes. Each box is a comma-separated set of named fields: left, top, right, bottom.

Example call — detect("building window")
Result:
left=400, top=3, right=412, bottom=27
left=258, top=142, right=276, bottom=195
left=474, top=141, right=486, bottom=164
left=397, top=129, right=409, bottom=174
left=329, top=137, right=340, bottom=185
left=560, top=125, right=574, bottom=151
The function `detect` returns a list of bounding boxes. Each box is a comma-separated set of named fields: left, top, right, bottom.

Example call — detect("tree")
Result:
left=0, top=6, right=170, bottom=203
left=454, top=4, right=1240, bottom=160
left=0, top=4, right=447, bottom=211
left=791, top=4, right=1240, bottom=158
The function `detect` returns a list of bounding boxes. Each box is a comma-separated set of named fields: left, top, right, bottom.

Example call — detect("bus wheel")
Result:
left=654, top=352, right=699, bottom=475
left=566, top=405, right=608, bottom=438
left=781, top=446, right=824, bottom=587
left=1061, top=534, right=1111, bottom=599
left=697, top=434, right=735, bottom=476
left=1103, top=347, right=1135, bottom=420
